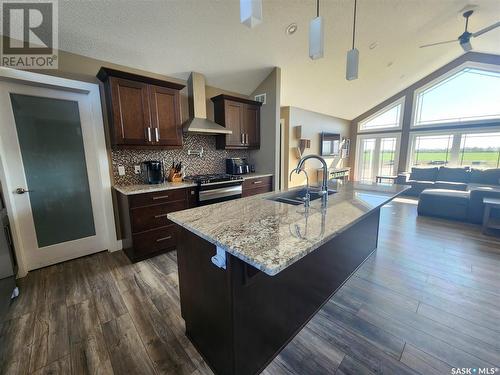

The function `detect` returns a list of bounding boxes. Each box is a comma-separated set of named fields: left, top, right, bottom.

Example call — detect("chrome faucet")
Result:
left=295, top=155, right=330, bottom=200
left=289, top=167, right=310, bottom=207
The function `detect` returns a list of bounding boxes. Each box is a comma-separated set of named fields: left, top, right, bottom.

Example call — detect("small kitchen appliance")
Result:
left=141, top=160, right=165, bottom=184
left=226, top=158, right=250, bottom=175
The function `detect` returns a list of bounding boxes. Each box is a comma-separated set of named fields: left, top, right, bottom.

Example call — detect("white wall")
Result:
left=284, top=106, right=350, bottom=188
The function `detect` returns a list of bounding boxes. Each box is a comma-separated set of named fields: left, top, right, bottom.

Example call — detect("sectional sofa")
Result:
left=398, top=167, right=500, bottom=224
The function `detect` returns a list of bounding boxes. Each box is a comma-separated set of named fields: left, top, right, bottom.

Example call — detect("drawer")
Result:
left=242, top=184, right=273, bottom=198
left=132, top=225, right=178, bottom=256
left=242, top=176, right=273, bottom=190
left=129, top=188, right=187, bottom=208
left=130, top=200, right=187, bottom=233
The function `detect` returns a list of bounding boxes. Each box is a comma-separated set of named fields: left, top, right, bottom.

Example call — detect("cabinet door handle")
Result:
left=154, top=213, right=169, bottom=218
left=155, top=128, right=159, bottom=142
left=152, top=195, right=169, bottom=200
left=156, top=235, right=172, bottom=242
left=147, top=127, right=152, bottom=142
left=253, top=180, right=262, bottom=184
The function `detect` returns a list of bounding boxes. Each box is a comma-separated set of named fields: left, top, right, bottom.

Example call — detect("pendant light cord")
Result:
left=317, top=0, right=320, bottom=17
left=352, top=0, right=357, bottom=49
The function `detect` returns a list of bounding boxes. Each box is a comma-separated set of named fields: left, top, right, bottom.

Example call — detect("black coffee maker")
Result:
left=141, top=161, right=165, bottom=184
left=226, top=158, right=250, bottom=175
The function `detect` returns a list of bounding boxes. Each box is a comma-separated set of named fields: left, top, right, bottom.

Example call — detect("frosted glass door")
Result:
left=10, top=94, right=96, bottom=247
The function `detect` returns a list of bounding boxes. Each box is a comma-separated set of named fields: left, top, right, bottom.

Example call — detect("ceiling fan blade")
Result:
left=472, top=21, right=500, bottom=37
left=419, top=39, right=457, bottom=48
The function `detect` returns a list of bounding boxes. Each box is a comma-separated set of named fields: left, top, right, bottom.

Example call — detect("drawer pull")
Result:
left=156, top=235, right=172, bottom=242
left=154, top=213, right=169, bottom=218
left=152, top=195, right=169, bottom=200
left=253, top=180, right=262, bottom=184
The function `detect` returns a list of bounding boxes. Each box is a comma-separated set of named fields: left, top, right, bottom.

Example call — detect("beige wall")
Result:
left=282, top=106, right=350, bottom=188
left=31, top=49, right=248, bottom=126
left=250, top=67, right=281, bottom=189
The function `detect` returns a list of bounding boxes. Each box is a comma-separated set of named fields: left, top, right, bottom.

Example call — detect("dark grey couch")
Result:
left=399, top=167, right=500, bottom=224
left=401, top=167, right=474, bottom=196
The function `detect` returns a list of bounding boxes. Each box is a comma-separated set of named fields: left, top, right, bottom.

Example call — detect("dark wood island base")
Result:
left=176, top=208, right=381, bottom=375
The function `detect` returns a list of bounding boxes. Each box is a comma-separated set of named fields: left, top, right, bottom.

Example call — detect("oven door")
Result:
left=198, top=182, right=242, bottom=206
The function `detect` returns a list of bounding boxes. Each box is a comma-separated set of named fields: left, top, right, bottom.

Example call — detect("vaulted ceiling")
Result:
left=59, top=0, right=500, bottom=120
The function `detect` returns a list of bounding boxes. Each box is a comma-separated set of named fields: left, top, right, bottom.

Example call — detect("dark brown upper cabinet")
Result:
left=211, top=94, right=262, bottom=150
left=97, top=68, right=185, bottom=148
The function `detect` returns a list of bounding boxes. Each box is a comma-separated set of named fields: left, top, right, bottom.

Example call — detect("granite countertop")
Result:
left=114, top=173, right=273, bottom=195
left=114, top=181, right=196, bottom=195
left=168, top=181, right=409, bottom=276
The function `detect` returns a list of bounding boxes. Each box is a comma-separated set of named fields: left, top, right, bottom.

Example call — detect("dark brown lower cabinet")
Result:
left=116, top=187, right=196, bottom=262
left=242, top=176, right=273, bottom=197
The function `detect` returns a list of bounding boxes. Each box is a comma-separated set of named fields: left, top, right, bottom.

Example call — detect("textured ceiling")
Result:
left=58, top=0, right=500, bottom=120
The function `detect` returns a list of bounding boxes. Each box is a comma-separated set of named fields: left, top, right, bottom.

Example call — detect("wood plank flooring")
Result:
left=1, top=197, right=500, bottom=374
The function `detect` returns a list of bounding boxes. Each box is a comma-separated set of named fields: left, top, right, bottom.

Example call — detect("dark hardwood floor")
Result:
left=1, top=197, right=499, bottom=374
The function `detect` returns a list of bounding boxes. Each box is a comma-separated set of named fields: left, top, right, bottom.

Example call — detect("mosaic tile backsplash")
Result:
left=112, top=134, right=250, bottom=185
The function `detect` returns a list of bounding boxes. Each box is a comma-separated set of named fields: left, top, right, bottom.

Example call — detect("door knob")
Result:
left=15, top=187, right=32, bottom=194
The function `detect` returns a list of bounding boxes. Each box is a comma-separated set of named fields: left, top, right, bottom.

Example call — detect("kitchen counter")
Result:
left=168, top=181, right=408, bottom=276
left=113, top=181, right=196, bottom=195
left=171, top=181, right=408, bottom=375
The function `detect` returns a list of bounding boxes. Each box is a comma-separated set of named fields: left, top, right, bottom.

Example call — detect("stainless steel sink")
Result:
left=267, top=188, right=336, bottom=205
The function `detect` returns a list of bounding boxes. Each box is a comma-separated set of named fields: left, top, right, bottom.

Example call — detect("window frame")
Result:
left=411, top=62, right=500, bottom=129
left=406, top=127, right=500, bottom=170
left=357, top=97, right=405, bottom=133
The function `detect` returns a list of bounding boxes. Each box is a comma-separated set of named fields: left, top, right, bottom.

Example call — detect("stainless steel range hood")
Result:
left=183, top=72, right=232, bottom=135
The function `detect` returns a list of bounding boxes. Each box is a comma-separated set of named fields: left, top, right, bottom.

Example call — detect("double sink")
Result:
left=267, top=188, right=336, bottom=206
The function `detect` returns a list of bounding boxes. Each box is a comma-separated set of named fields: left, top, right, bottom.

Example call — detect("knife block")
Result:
left=167, top=168, right=183, bottom=182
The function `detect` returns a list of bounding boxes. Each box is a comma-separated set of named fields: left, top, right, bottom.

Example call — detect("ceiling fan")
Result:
left=420, top=10, right=500, bottom=51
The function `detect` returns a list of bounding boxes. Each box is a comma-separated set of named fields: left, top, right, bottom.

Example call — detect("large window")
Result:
left=358, top=98, right=404, bottom=132
left=411, top=134, right=453, bottom=167
left=408, top=130, right=500, bottom=169
left=459, top=132, right=500, bottom=169
left=413, top=65, right=500, bottom=127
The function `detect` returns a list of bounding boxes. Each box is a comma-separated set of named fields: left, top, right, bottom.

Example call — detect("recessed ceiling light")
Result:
left=286, top=23, right=298, bottom=35
left=369, top=41, right=379, bottom=50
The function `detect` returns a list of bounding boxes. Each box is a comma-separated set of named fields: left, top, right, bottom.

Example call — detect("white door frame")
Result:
left=355, top=132, right=402, bottom=181
left=0, top=67, right=119, bottom=277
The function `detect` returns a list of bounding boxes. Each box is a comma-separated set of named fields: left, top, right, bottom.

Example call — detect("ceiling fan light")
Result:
left=240, top=0, right=263, bottom=28
left=346, top=48, right=359, bottom=81
left=309, top=16, right=324, bottom=60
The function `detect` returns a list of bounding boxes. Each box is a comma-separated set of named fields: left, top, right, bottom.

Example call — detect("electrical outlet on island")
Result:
left=118, top=165, right=125, bottom=176
left=134, top=165, right=141, bottom=174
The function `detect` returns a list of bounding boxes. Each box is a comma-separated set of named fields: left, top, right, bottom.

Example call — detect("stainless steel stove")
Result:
left=184, top=174, right=243, bottom=206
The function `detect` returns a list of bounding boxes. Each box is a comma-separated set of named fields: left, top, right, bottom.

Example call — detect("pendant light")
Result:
left=346, top=0, right=359, bottom=80
left=309, top=0, right=324, bottom=60
left=240, top=0, right=263, bottom=28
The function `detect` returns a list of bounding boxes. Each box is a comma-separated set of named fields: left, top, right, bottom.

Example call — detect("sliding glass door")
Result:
left=356, top=134, right=401, bottom=182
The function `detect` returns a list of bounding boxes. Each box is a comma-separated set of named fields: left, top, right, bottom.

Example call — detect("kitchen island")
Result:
left=168, top=181, right=408, bottom=375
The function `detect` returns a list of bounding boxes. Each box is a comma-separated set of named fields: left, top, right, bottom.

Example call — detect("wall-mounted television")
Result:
left=320, top=132, right=341, bottom=156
